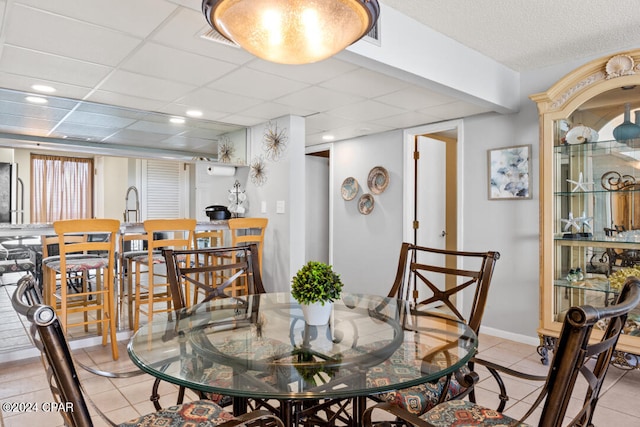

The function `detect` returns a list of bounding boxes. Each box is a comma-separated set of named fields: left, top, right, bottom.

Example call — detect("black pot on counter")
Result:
left=205, top=205, right=231, bottom=220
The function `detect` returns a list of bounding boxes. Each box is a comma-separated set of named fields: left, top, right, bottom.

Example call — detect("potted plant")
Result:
left=291, top=261, right=344, bottom=325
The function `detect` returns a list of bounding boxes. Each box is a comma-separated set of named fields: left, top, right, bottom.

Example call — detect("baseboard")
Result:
left=479, top=325, right=541, bottom=347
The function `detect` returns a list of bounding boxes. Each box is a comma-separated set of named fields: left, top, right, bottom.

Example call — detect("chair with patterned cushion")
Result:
left=158, top=243, right=268, bottom=411
left=370, top=243, right=500, bottom=416
left=363, top=276, right=640, bottom=427
left=11, top=273, right=284, bottom=427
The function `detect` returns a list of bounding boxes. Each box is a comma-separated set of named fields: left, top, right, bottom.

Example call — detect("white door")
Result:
left=416, top=135, right=447, bottom=251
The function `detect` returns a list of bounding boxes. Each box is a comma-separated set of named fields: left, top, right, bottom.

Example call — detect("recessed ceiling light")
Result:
left=170, top=117, right=186, bottom=124
left=31, top=84, right=56, bottom=93
left=25, top=96, right=47, bottom=104
left=322, top=134, right=335, bottom=141
left=186, top=110, right=203, bottom=117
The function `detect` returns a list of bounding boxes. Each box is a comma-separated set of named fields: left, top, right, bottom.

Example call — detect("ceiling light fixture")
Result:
left=25, top=96, right=47, bottom=104
left=31, top=84, right=56, bottom=93
left=170, top=117, right=186, bottom=124
left=186, top=109, right=203, bottom=117
left=202, top=0, right=380, bottom=65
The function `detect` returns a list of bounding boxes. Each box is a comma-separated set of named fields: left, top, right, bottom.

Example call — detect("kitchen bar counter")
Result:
left=0, top=220, right=228, bottom=237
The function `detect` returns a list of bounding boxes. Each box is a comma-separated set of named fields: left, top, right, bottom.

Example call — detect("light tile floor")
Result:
left=2, top=274, right=640, bottom=426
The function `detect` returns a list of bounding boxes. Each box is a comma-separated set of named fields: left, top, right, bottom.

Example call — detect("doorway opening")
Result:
left=403, top=120, right=463, bottom=251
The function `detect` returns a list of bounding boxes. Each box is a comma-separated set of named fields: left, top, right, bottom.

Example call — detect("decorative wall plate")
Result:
left=367, top=166, right=389, bottom=194
left=358, top=193, right=374, bottom=215
left=341, top=177, right=359, bottom=200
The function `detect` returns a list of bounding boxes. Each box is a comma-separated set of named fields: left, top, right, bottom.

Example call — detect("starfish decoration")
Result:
left=566, top=172, right=593, bottom=192
left=561, top=211, right=593, bottom=232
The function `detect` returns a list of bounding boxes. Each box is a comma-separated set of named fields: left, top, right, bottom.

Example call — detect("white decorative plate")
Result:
left=358, top=193, right=374, bottom=215
left=367, top=166, right=389, bottom=194
left=341, top=177, right=359, bottom=201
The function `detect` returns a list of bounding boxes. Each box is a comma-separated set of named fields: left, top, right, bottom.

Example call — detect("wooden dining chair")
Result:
left=11, top=273, right=285, bottom=427
left=363, top=276, right=640, bottom=427
left=41, top=218, right=120, bottom=360
left=132, top=218, right=196, bottom=330
left=370, top=242, right=500, bottom=415
left=228, top=218, right=268, bottom=275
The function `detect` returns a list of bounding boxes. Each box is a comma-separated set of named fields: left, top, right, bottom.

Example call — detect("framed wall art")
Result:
left=487, top=144, right=532, bottom=200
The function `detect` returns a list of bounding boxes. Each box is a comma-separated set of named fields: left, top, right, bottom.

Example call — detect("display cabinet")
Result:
left=532, top=49, right=640, bottom=367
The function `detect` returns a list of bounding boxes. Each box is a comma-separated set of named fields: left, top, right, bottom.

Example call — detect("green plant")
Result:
left=291, top=261, right=343, bottom=305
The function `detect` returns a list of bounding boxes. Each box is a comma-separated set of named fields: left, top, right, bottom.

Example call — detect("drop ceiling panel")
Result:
left=375, top=86, right=461, bottom=111
left=320, top=68, right=409, bottom=98
left=151, top=8, right=253, bottom=65
left=121, top=42, right=239, bottom=86
left=239, top=102, right=316, bottom=122
left=7, top=5, right=141, bottom=67
left=87, top=89, right=168, bottom=114
left=163, top=135, right=216, bottom=152
left=54, top=122, right=121, bottom=140
left=178, top=87, right=263, bottom=115
left=275, top=86, right=364, bottom=112
left=0, top=46, right=112, bottom=88
left=63, top=110, right=138, bottom=128
left=0, top=71, right=92, bottom=100
left=248, top=58, right=360, bottom=85
left=375, top=111, right=443, bottom=129
left=330, top=100, right=408, bottom=122
left=17, top=0, right=178, bottom=38
left=207, top=67, right=310, bottom=100
left=99, top=70, right=196, bottom=102
left=305, top=113, right=357, bottom=133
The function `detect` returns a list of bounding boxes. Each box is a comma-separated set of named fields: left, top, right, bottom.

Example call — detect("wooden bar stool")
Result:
left=132, top=219, right=196, bottom=330
left=228, top=218, right=268, bottom=296
left=42, top=218, right=120, bottom=360
left=118, top=231, right=149, bottom=330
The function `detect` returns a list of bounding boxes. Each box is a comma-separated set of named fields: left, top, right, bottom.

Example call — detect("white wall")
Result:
left=245, top=115, right=306, bottom=292
left=331, top=130, right=404, bottom=297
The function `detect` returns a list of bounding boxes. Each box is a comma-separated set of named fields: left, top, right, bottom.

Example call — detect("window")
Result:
left=31, top=154, right=93, bottom=222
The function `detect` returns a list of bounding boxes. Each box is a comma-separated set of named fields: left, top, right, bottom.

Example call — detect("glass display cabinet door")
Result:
left=533, top=50, right=640, bottom=367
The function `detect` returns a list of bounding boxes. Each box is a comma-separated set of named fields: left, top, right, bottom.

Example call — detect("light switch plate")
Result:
left=261, top=201, right=267, bottom=213
left=276, top=200, right=285, bottom=214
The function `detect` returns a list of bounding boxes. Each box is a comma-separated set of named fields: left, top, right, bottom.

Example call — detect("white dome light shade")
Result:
left=202, top=0, right=380, bottom=65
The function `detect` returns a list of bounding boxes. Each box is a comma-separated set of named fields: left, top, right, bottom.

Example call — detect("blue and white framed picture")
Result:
left=487, top=144, right=532, bottom=200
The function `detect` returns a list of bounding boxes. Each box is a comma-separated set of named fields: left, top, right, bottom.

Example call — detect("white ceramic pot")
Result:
left=301, top=301, right=333, bottom=325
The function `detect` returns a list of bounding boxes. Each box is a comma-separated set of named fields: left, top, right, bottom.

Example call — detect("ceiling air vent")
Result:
left=200, top=28, right=240, bottom=48
left=363, top=17, right=381, bottom=46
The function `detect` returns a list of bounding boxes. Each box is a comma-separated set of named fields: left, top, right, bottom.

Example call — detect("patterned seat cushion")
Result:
left=377, top=366, right=470, bottom=415
left=420, top=400, right=530, bottom=426
left=0, top=259, right=35, bottom=274
left=130, top=252, right=185, bottom=264
left=366, top=339, right=472, bottom=415
left=45, top=256, right=109, bottom=273
left=118, top=399, right=234, bottom=426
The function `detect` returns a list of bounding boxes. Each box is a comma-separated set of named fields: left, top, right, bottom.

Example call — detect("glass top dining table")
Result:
left=127, top=292, right=477, bottom=426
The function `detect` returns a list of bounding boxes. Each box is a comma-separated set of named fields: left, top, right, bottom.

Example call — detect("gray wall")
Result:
left=327, top=49, right=627, bottom=342
left=331, top=129, right=405, bottom=297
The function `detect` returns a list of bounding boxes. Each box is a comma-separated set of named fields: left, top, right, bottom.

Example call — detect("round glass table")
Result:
left=128, top=292, right=477, bottom=426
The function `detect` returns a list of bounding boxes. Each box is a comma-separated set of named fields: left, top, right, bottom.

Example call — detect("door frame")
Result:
left=305, top=143, right=334, bottom=264
left=402, top=119, right=464, bottom=249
